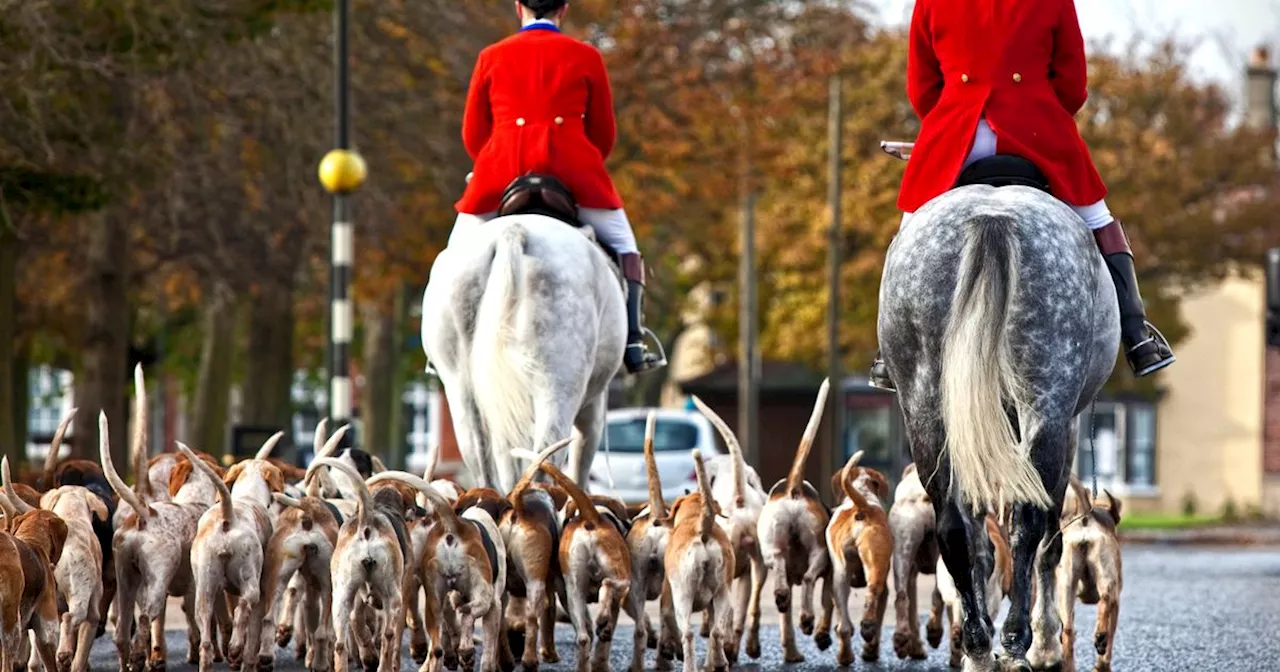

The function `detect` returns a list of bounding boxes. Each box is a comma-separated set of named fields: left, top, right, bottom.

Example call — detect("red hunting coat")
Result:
left=455, top=23, right=624, bottom=214
left=898, top=0, right=1108, bottom=213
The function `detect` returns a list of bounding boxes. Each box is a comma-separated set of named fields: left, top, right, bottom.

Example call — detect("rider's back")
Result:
left=900, top=0, right=1106, bottom=213
left=456, top=27, right=622, bottom=215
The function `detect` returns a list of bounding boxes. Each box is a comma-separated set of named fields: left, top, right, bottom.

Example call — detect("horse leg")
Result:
left=933, top=498, right=996, bottom=671
left=567, top=390, right=607, bottom=486
left=1005, top=422, right=1071, bottom=670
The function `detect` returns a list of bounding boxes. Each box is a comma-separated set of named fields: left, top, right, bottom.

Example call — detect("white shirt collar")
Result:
left=521, top=17, right=558, bottom=28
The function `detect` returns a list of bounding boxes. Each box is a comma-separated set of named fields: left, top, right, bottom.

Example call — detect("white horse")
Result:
left=421, top=212, right=627, bottom=492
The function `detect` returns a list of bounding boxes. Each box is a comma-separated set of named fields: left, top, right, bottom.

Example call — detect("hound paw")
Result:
left=813, top=630, right=832, bottom=650
left=774, top=590, right=791, bottom=612
left=146, top=657, right=167, bottom=672
left=927, top=622, right=945, bottom=648
left=411, top=642, right=431, bottom=666
left=444, top=650, right=460, bottom=670
left=861, top=641, right=881, bottom=662
left=257, top=655, right=274, bottom=672
left=860, top=619, right=879, bottom=643
left=275, top=625, right=293, bottom=647
left=539, top=648, right=560, bottom=665
left=995, top=652, right=1033, bottom=672
left=798, top=614, right=815, bottom=635
left=745, top=632, right=761, bottom=659
left=57, top=651, right=73, bottom=672
left=1094, top=632, right=1109, bottom=655
left=595, top=618, right=614, bottom=642
left=784, top=648, right=806, bottom=664
left=460, top=648, right=476, bottom=672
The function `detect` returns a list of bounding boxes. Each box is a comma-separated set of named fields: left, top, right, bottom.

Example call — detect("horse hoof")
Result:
left=814, top=630, right=832, bottom=650
left=257, top=655, right=274, bottom=672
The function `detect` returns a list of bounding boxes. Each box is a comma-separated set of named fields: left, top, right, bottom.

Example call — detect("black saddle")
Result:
left=954, top=155, right=1051, bottom=194
left=495, top=173, right=621, bottom=266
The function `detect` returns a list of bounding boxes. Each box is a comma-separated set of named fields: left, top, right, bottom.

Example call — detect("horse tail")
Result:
left=940, top=215, right=1051, bottom=511
left=472, top=222, right=540, bottom=460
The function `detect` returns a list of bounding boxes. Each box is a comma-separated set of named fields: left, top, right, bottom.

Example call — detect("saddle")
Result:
left=953, top=155, right=1052, bottom=194
left=495, top=173, right=621, bottom=265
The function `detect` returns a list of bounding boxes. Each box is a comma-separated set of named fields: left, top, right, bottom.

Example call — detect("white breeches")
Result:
left=449, top=207, right=640, bottom=254
left=901, top=119, right=1113, bottom=230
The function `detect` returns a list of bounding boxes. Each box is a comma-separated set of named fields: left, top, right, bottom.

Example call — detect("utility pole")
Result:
left=318, top=0, right=366, bottom=450
left=738, top=113, right=759, bottom=468
left=825, top=74, right=844, bottom=487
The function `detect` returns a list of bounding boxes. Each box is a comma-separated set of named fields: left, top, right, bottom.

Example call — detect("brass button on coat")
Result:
left=961, top=73, right=970, bottom=83
left=1012, top=72, right=1022, bottom=83
left=516, top=117, right=526, bottom=126
left=554, top=116, right=564, bottom=125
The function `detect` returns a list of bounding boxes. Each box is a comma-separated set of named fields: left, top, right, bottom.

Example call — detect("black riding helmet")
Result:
left=519, top=0, right=567, bottom=19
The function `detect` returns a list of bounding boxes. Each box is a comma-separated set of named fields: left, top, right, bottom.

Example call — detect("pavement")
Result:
left=85, top=543, right=1280, bottom=671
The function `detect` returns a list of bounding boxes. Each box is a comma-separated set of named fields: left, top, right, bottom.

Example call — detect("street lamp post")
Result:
left=318, top=0, right=366, bottom=449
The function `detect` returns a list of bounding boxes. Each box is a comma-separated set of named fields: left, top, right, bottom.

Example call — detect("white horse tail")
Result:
left=472, top=222, right=541, bottom=461
left=940, top=215, right=1051, bottom=512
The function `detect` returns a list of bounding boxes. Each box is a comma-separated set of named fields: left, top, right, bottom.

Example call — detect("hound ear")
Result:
left=223, top=463, right=246, bottom=489
left=169, top=461, right=195, bottom=498
left=88, top=494, right=110, bottom=521
left=263, top=464, right=285, bottom=494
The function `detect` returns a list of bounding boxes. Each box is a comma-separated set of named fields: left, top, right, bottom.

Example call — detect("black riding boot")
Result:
left=869, top=352, right=895, bottom=391
left=1093, top=220, right=1176, bottom=376
left=621, top=253, right=663, bottom=374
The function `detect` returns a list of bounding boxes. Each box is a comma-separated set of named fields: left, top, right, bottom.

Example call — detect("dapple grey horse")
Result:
left=421, top=213, right=627, bottom=492
left=877, top=162, right=1119, bottom=670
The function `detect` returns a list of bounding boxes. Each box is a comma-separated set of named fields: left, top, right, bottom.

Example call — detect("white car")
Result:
left=586, top=407, right=722, bottom=505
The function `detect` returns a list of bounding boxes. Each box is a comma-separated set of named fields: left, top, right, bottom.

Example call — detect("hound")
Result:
left=826, top=450, right=895, bottom=665
left=886, top=462, right=940, bottom=660
left=30, top=477, right=110, bottom=671
left=0, top=484, right=69, bottom=672
left=538, top=460, right=631, bottom=672
left=756, top=378, right=834, bottom=662
left=103, top=406, right=222, bottom=671
left=1056, top=477, right=1123, bottom=672
left=664, top=450, right=734, bottom=672
left=620, top=413, right=678, bottom=671
left=177, top=439, right=283, bottom=672
left=305, top=458, right=406, bottom=672
left=692, top=395, right=770, bottom=661
left=504, top=439, right=574, bottom=672
left=369, top=467, right=508, bottom=672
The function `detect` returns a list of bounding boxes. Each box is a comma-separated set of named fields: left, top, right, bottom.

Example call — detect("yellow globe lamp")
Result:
left=318, top=149, right=368, bottom=194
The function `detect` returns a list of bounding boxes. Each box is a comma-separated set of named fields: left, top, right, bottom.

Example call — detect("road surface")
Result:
left=87, top=543, right=1280, bottom=670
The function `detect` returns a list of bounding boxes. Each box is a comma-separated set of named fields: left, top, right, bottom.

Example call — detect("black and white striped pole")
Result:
left=318, top=0, right=366, bottom=450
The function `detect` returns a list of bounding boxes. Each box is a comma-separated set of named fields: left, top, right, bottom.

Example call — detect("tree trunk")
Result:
left=360, top=293, right=401, bottom=467
left=73, top=211, right=130, bottom=465
left=241, top=281, right=295, bottom=433
left=0, top=225, right=18, bottom=463
left=12, top=344, right=29, bottom=461
left=191, top=282, right=237, bottom=458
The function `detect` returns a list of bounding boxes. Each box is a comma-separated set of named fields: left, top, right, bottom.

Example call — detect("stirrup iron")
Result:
left=635, top=327, right=669, bottom=369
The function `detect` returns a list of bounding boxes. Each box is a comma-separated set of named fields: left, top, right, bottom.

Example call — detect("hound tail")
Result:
left=940, top=215, right=1050, bottom=511
left=641, top=412, right=666, bottom=521
left=176, top=442, right=235, bottom=531
left=100, top=411, right=151, bottom=525
left=472, top=222, right=541, bottom=474
left=692, top=395, right=746, bottom=508
left=691, top=450, right=714, bottom=544
left=785, top=378, right=831, bottom=497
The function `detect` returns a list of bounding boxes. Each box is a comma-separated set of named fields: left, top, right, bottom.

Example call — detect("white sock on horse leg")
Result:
left=578, top=207, right=640, bottom=255
left=1071, top=200, right=1113, bottom=230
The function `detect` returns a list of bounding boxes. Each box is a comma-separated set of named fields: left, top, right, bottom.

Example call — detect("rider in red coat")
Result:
left=450, top=0, right=660, bottom=374
left=869, top=0, right=1175, bottom=390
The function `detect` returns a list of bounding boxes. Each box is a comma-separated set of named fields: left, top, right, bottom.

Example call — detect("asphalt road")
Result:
left=87, top=543, right=1280, bottom=671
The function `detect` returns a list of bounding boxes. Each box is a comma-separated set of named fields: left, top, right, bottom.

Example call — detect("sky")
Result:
left=868, top=1, right=1279, bottom=92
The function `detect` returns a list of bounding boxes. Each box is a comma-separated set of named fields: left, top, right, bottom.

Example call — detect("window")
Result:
left=1075, top=400, right=1158, bottom=492
left=607, top=417, right=700, bottom=453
